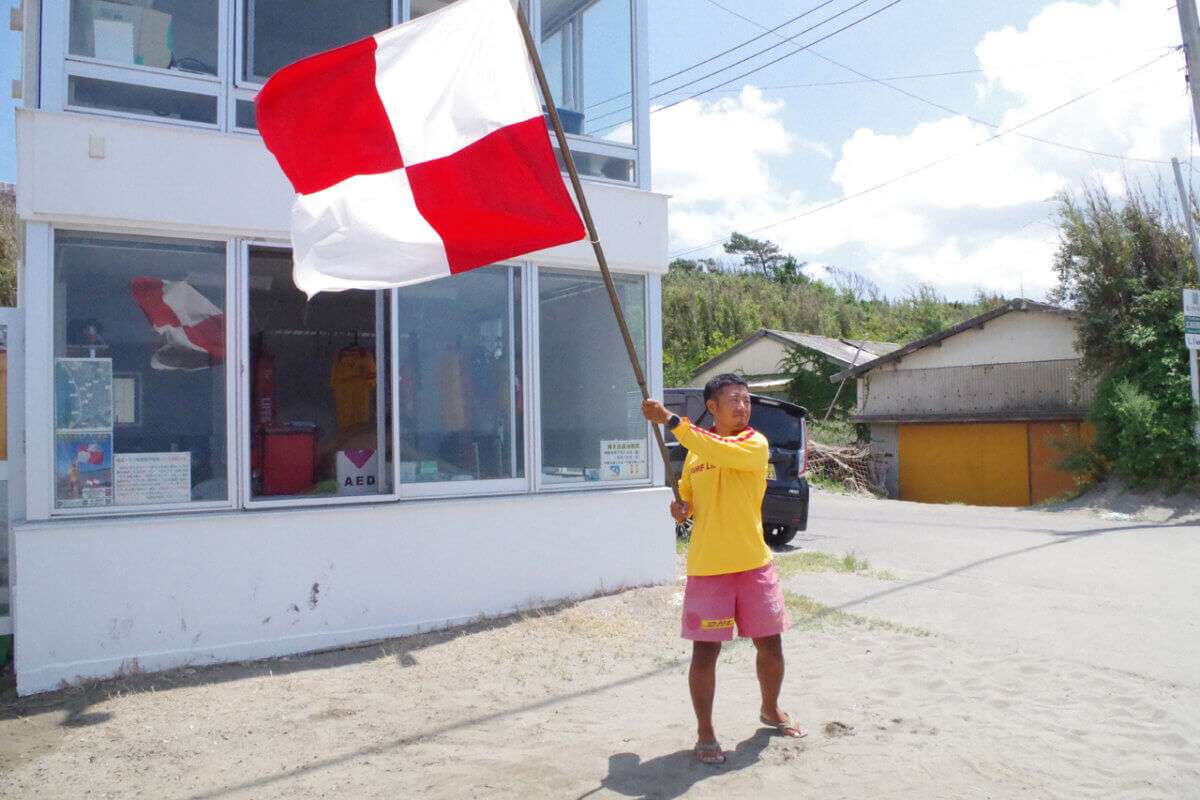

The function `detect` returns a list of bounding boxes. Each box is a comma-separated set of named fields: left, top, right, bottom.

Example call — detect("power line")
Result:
left=702, top=0, right=1175, bottom=166
left=649, top=0, right=882, bottom=103
left=584, top=0, right=908, bottom=133
left=696, top=48, right=1179, bottom=92
left=670, top=51, right=1176, bottom=259
left=585, top=0, right=845, bottom=111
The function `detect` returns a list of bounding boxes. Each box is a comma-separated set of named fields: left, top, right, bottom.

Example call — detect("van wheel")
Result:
left=763, top=525, right=796, bottom=549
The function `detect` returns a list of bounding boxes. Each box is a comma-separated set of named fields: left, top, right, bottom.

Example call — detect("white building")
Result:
left=10, top=0, right=672, bottom=695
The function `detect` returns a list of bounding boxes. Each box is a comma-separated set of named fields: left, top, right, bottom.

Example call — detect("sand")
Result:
left=1, top=493, right=1197, bottom=799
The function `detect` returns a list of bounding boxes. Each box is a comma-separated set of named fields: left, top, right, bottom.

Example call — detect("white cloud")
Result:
left=654, top=0, right=1189, bottom=300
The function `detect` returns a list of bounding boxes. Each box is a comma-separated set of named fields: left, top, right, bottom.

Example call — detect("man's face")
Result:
left=707, top=384, right=752, bottom=432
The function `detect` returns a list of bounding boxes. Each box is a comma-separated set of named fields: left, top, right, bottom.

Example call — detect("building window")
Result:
left=538, top=269, right=648, bottom=485
left=242, top=0, right=392, bottom=84
left=64, top=1, right=222, bottom=125
left=69, top=1, right=220, bottom=75
left=52, top=231, right=230, bottom=510
left=541, top=0, right=633, bottom=144
left=396, top=265, right=525, bottom=491
left=68, top=75, right=219, bottom=124
left=246, top=246, right=392, bottom=501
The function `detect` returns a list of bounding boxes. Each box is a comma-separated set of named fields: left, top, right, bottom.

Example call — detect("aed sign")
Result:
left=1185, top=289, right=1200, bottom=350
left=336, top=450, right=379, bottom=496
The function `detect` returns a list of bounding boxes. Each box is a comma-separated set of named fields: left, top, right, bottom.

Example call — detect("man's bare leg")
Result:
left=754, top=635, right=806, bottom=736
left=690, top=641, right=722, bottom=745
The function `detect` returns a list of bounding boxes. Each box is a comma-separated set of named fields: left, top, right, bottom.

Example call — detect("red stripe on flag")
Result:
left=256, top=37, right=403, bottom=196
left=130, top=277, right=179, bottom=328
left=406, top=116, right=585, bottom=274
left=184, top=314, right=226, bottom=361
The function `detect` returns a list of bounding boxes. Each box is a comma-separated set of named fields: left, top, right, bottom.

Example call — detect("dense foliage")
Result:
left=1051, top=187, right=1200, bottom=488
left=0, top=189, right=16, bottom=307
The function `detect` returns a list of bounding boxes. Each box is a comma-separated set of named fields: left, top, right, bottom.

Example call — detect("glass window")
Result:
left=553, top=147, right=634, bottom=183
left=396, top=266, right=524, bottom=486
left=235, top=98, right=256, bottom=130
left=247, top=247, right=392, bottom=500
left=411, top=0, right=454, bottom=16
left=541, top=0, right=633, bottom=143
left=538, top=269, right=647, bottom=484
left=69, top=0, right=220, bottom=75
left=67, top=76, right=218, bottom=124
left=53, top=231, right=229, bottom=509
left=243, top=0, right=391, bottom=84
left=411, top=0, right=525, bottom=19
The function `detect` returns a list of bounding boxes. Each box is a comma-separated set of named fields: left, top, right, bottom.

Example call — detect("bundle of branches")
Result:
left=806, top=440, right=885, bottom=496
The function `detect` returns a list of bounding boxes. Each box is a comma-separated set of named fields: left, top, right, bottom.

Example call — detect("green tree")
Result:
left=1050, top=185, right=1199, bottom=488
left=723, top=232, right=785, bottom=278
left=0, top=187, right=16, bottom=307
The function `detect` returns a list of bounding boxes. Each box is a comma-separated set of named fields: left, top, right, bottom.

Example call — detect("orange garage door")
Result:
left=899, top=423, right=1030, bottom=506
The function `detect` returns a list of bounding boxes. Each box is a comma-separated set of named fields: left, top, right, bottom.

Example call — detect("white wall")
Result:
left=693, top=338, right=790, bottom=385
left=12, top=486, right=675, bottom=695
left=15, top=110, right=669, bottom=274
left=878, top=311, right=1078, bottom=372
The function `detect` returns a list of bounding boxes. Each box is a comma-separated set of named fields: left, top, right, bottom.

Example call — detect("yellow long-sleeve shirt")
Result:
left=673, top=419, right=772, bottom=577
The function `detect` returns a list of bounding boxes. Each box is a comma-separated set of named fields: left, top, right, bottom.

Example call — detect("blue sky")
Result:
left=644, top=0, right=1191, bottom=299
left=0, top=1, right=1190, bottom=299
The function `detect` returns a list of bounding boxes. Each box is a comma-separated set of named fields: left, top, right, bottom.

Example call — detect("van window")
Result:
left=751, top=403, right=804, bottom=450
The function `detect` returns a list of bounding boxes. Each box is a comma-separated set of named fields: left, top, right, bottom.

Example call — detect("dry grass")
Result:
left=784, top=592, right=930, bottom=637
left=775, top=550, right=897, bottom=581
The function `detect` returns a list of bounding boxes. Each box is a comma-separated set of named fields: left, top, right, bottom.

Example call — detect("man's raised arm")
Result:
left=641, top=399, right=767, bottom=473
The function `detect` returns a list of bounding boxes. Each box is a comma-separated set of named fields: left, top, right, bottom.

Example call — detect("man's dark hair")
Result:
left=704, top=372, right=749, bottom=403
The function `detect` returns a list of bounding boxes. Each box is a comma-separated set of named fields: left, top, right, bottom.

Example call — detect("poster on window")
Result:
left=114, top=452, right=192, bottom=506
left=336, top=449, right=379, bottom=495
left=600, top=439, right=648, bottom=481
left=55, top=432, right=114, bottom=508
left=55, top=357, right=114, bottom=431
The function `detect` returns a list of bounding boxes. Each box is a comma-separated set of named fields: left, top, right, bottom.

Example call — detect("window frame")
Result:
left=530, top=264, right=653, bottom=494
left=396, top=263, right=533, bottom=500
left=44, top=224, right=240, bottom=519
left=537, top=0, right=640, bottom=172
left=234, top=0, right=400, bottom=92
left=57, top=0, right=229, bottom=131
left=25, top=223, right=660, bottom=521
left=42, top=0, right=647, bottom=188
left=237, top=240, right=402, bottom=510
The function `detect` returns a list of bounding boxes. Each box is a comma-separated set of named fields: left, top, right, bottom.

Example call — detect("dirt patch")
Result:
left=822, top=721, right=855, bottom=738
left=1040, top=479, right=1200, bottom=524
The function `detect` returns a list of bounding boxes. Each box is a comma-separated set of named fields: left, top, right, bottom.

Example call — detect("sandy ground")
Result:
left=1, top=490, right=1198, bottom=800
left=1045, top=479, right=1200, bottom=524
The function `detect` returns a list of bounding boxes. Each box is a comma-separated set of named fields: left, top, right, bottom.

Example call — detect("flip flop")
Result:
left=760, top=712, right=808, bottom=738
left=694, top=740, right=726, bottom=765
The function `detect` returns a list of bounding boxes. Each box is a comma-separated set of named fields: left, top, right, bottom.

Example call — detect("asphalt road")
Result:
left=790, top=488, right=1200, bottom=689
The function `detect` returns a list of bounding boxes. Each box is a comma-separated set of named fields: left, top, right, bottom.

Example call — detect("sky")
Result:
left=0, top=1, right=1192, bottom=301
left=645, top=0, right=1194, bottom=301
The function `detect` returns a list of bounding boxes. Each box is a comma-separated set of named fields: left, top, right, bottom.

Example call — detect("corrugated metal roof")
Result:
left=765, top=330, right=899, bottom=366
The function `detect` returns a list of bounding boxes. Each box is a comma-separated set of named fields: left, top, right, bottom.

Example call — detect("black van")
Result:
left=663, top=388, right=810, bottom=548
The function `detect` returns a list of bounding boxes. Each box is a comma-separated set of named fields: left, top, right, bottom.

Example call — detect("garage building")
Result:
left=831, top=300, right=1097, bottom=506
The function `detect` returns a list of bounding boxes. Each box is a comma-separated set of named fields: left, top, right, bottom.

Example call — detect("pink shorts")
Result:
left=681, top=562, right=790, bottom=642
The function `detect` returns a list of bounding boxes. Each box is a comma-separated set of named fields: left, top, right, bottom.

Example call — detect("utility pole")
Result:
left=1178, top=0, right=1200, bottom=139
left=1172, top=158, right=1200, bottom=445
left=1176, top=1, right=1200, bottom=444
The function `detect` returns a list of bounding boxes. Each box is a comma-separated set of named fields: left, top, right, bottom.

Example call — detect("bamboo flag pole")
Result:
left=513, top=4, right=682, bottom=502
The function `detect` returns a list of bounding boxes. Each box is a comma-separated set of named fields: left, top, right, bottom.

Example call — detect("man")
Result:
left=642, top=373, right=805, bottom=765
